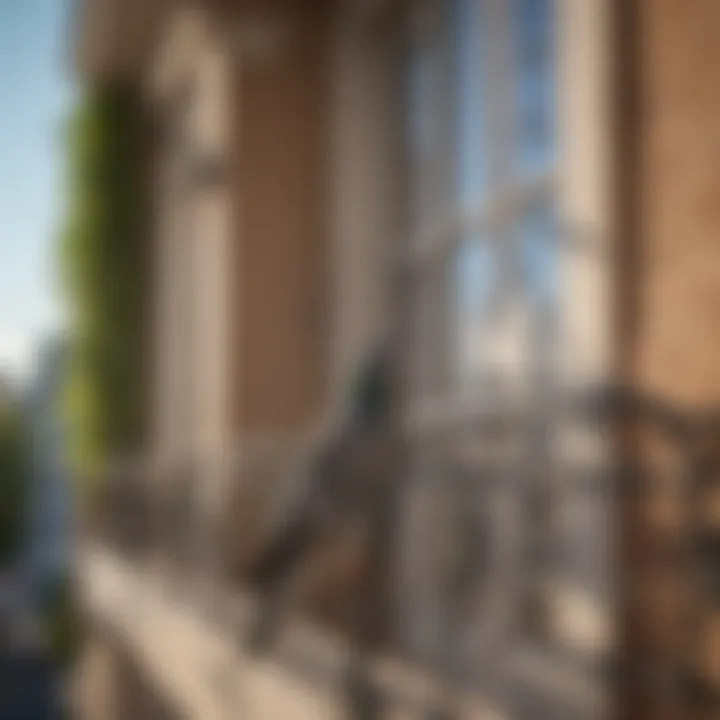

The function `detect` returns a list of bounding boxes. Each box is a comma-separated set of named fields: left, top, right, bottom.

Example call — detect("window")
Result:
left=398, top=1, right=614, bottom=710
left=400, top=0, right=566, bottom=673
left=405, top=0, right=558, bottom=421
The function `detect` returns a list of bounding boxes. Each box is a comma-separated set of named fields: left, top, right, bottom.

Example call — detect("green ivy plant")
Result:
left=58, top=83, right=149, bottom=500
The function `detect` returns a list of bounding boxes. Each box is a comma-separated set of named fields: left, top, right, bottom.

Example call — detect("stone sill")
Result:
left=79, top=545, right=604, bottom=720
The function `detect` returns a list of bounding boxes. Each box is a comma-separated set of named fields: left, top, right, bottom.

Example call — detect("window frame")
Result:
left=402, top=0, right=562, bottom=432
left=394, top=0, right=616, bottom=711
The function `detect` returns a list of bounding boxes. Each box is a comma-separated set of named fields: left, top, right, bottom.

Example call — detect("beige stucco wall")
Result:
left=233, top=0, right=331, bottom=434
left=230, top=0, right=405, bottom=435
left=623, top=0, right=720, bottom=705
left=634, top=0, right=720, bottom=409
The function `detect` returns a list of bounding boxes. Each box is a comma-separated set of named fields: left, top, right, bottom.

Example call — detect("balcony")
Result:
left=80, top=385, right=720, bottom=719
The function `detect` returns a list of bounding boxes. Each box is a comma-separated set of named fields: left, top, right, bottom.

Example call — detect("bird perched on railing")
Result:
left=244, top=345, right=400, bottom=655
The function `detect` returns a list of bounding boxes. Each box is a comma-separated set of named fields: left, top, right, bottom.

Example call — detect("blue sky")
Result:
left=0, top=0, right=74, bottom=379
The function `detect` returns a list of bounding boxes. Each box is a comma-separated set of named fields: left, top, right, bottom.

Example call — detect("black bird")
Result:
left=244, top=346, right=398, bottom=655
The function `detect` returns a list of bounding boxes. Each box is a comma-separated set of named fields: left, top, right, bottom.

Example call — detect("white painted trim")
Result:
left=327, top=3, right=401, bottom=408
left=553, top=0, right=617, bottom=657
left=147, top=6, right=237, bottom=515
left=147, top=5, right=209, bottom=101
left=557, top=0, right=615, bottom=388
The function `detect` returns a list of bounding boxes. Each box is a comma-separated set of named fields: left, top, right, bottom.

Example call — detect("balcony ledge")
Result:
left=78, top=544, right=605, bottom=719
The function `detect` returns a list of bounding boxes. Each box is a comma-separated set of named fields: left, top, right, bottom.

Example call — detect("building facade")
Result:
left=74, top=1, right=720, bottom=719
